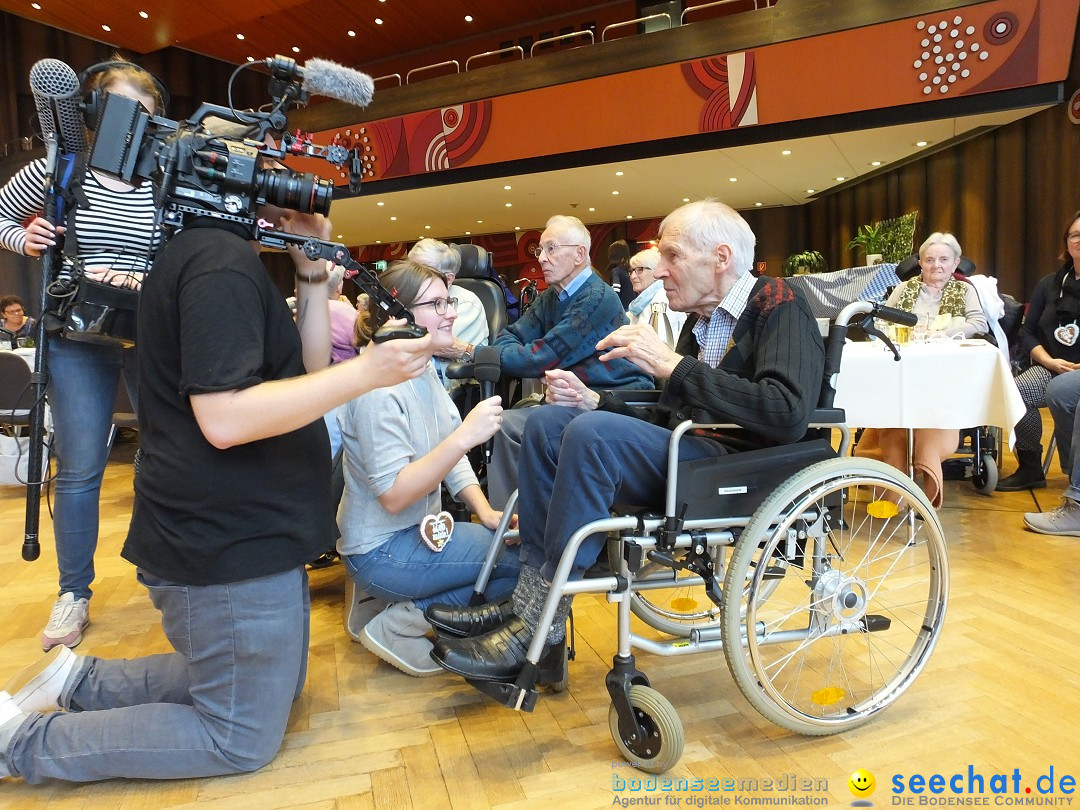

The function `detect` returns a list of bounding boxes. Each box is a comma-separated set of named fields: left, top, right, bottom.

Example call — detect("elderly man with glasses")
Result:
left=485, top=214, right=653, bottom=507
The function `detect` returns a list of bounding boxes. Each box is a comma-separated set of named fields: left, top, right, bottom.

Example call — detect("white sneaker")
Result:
left=40, top=593, right=90, bottom=652
left=4, top=646, right=78, bottom=713
left=1024, top=498, right=1080, bottom=536
left=0, top=692, right=29, bottom=779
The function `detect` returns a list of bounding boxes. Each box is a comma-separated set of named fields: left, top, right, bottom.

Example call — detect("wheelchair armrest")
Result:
left=604, top=389, right=662, bottom=405
left=809, top=408, right=845, bottom=424
left=444, top=360, right=475, bottom=380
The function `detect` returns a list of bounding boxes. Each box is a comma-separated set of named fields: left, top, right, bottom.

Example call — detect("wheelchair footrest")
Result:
left=465, top=677, right=539, bottom=712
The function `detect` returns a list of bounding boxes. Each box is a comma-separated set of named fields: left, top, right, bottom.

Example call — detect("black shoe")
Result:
left=425, top=600, right=514, bottom=638
left=307, top=549, right=340, bottom=570
left=430, top=616, right=561, bottom=682
left=995, top=469, right=1046, bottom=492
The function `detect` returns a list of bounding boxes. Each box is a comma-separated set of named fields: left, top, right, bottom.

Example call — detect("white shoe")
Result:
left=360, top=602, right=443, bottom=678
left=4, top=645, right=78, bottom=713
left=40, top=593, right=90, bottom=651
left=0, top=692, right=29, bottom=779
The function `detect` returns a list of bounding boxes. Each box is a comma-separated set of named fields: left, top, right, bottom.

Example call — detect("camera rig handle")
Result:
left=256, top=230, right=427, bottom=341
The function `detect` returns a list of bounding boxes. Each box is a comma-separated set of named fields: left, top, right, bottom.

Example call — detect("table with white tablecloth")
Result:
left=832, top=340, right=1026, bottom=443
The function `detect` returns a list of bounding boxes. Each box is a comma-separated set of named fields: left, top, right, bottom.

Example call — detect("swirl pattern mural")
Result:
left=681, top=52, right=758, bottom=133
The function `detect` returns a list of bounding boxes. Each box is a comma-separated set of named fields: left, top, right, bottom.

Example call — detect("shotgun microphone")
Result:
left=29, top=58, right=88, bottom=154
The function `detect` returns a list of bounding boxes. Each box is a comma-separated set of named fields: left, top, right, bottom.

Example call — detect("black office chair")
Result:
left=0, top=352, right=33, bottom=431
left=453, top=243, right=507, bottom=344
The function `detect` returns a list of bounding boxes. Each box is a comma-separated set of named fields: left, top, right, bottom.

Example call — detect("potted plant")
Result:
left=782, top=249, right=828, bottom=277
left=847, top=223, right=889, bottom=265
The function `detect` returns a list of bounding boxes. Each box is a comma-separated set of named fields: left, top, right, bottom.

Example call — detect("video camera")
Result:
left=88, top=55, right=346, bottom=239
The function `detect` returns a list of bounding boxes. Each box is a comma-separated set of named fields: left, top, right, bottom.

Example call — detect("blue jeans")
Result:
left=1045, top=370, right=1080, bottom=500
left=6, top=567, right=310, bottom=783
left=517, top=406, right=726, bottom=581
left=48, top=337, right=138, bottom=600
left=342, top=522, right=521, bottom=610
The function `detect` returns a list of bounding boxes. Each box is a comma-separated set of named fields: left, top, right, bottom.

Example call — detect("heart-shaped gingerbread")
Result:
left=420, top=511, right=455, bottom=552
left=1056, top=323, right=1080, bottom=347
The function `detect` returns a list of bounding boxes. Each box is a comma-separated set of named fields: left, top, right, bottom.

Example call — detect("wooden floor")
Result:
left=2, top=436, right=1079, bottom=808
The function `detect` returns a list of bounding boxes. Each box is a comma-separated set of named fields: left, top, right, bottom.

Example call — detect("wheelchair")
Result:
left=457, top=300, right=950, bottom=774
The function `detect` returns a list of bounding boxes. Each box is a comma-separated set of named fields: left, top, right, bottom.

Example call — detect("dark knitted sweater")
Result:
left=492, top=269, right=653, bottom=389
left=599, top=276, right=825, bottom=447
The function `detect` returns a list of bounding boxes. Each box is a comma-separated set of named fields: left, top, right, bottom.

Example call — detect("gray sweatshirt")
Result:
left=336, top=362, right=477, bottom=556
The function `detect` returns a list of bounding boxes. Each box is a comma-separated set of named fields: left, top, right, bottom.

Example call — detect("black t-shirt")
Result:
left=123, top=225, right=332, bottom=585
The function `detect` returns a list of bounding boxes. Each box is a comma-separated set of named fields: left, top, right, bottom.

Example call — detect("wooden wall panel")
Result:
left=958, top=136, right=994, bottom=272
left=991, top=123, right=1025, bottom=295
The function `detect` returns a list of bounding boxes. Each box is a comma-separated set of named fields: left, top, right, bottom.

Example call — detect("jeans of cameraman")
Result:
left=516, top=406, right=726, bottom=582
left=47, top=337, right=138, bottom=601
left=5, top=566, right=310, bottom=783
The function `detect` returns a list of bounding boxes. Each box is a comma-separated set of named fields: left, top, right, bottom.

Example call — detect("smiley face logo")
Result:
left=848, top=769, right=876, bottom=798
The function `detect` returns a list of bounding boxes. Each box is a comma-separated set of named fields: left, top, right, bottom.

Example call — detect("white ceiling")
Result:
left=323, top=106, right=1045, bottom=246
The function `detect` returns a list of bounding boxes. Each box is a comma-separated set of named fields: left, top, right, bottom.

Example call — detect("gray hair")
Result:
left=658, top=199, right=756, bottom=276
left=919, top=232, right=962, bottom=260
left=409, top=238, right=461, bottom=278
left=629, top=246, right=660, bottom=271
left=327, top=263, right=346, bottom=295
left=545, top=214, right=592, bottom=253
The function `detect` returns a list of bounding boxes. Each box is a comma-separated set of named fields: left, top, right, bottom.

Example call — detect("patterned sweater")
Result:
left=599, top=276, right=825, bottom=447
left=492, top=269, right=653, bottom=389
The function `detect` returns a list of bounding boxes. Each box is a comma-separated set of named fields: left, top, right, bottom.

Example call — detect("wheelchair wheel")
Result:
left=722, top=458, right=948, bottom=736
left=972, top=452, right=998, bottom=495
left=608, top=685, right=684, bottom=774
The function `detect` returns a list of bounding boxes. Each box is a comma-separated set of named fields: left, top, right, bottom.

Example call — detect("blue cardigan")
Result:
left=493, top=269, right=653, bottom=389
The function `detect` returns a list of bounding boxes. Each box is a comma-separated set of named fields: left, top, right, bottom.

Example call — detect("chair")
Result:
left=456, top=301, right=949, bottom=774
left=453, top=244, right=507, bottom=344
left=0, top=352, right=33, bottom=430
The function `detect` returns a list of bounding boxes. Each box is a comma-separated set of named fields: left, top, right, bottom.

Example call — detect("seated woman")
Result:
left=856, top=232, right=988, bottom=508
left=336, top=259, right=520, bottom=676
left=625, top=247, right=687, bottom=348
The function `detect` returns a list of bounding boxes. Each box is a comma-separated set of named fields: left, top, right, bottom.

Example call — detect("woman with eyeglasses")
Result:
left=624, top=246, right=687, bottom=349
left=335, top=259, right=521, bottom=676
left=997, top=211, right=1080, bottom=494
left=1, top=295, right=36, bottom=343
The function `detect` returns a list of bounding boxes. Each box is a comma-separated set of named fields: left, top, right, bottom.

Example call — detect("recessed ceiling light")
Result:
left=729, top=177, right=737, bottom=182
left=424, top=225, right=431, bottom=230
left=626, top=215, right=633, bottom=220
left=477, top=220, right=483, bottom=224
left=915, top=140, right=929, bottom=147
left=612, top=190, right=619, bottom=195
left=390, top=216, right=397, bottom=221
left=515, top=226, right=520, bottom=231
left=375, top=18, right=383, bottom=24
left=236, top=33, right=245, bottom=40
left=871, top=161, right=882, bottom=167
left=755, top=202, right=763, bottom=207
left=348, top=30, right=356, bottom=37
left=292, top=46, right=300, bottom=53
left=806, top=189, right=815, bottom=194
left=505, top=203, right=512, bottom=207
left=376, top=201, right=384, bottom=206
left=781, top=149, right=792, bottom=156
left=375, top=240, right=382, bottom=244
left=246, top=56, right=255, bottom=62
left=336, top=234, right=343, bottom=239
left=139, top=10, right=149, bottom=18
left=836, top=176, right=845, bottom=182
left=682, top=197, right=690, bottom=203
left=31, top=2, right=41, bottom=8
left=465, top=231, right=471, bottom=235
left=588, top=207, right=595, bottom=212
left=615, top=171, right=624, bottom=176
left=503, top=185, right=511, bottom=190
left=101, top=24, right=111, bottom=31
left=465, top=15, right=473, bottom=22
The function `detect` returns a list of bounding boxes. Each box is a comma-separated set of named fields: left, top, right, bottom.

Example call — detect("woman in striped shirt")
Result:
left=0, top=60, right=166, bottom=652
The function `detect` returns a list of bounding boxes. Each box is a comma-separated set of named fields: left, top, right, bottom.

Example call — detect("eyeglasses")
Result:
left=628, top=267, right=650, bottom=276
left=529, top=243, right=582, bottom=258
left=1067, top=232, right=1080, bottom=244
left=2, top=308, right=23, bottom=316
left=411, top=296, right=458, bottom=315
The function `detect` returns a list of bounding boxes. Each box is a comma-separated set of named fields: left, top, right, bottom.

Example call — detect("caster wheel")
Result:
left=608, top=685, right=684, bottom=774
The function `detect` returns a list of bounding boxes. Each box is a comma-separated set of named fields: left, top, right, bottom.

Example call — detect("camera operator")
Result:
left=0, top=130, right=434, bottom=782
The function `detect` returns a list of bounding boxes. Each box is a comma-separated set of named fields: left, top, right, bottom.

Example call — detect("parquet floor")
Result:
left=1, top=435, right=1079, bottom=808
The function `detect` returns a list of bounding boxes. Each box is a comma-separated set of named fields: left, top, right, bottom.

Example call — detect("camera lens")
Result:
left=259, top=168, right=333, bottom=216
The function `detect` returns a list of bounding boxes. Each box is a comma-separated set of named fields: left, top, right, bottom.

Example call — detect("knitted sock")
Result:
left=512, top=564, right=573, bottom=645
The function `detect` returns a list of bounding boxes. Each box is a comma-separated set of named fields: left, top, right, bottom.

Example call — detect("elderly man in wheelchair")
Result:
left=429, top=200, right=948, bottom=770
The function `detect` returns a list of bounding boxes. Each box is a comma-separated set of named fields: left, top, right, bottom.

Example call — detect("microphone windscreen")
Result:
left=473, top=346, right=501, bottom=384
left=29, top=59, right=87, bottom=153
left=302, top=58, right=374, bottom=108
